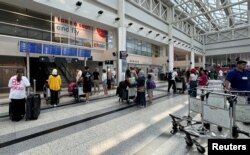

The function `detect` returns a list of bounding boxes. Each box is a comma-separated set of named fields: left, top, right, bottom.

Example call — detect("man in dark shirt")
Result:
left=225, top=60, right=250, bottom=125
left=93, top=68, right=100, bottom=94
left=82, top=66, right=92, bottom=103
left=225, top=60, right=250, bottom=91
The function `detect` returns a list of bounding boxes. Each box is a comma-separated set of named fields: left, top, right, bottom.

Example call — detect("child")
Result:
left=146, top=74, right=156, bottom=104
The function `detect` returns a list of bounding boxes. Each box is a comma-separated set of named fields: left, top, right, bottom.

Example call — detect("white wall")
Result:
left=205, top=38, right=250, bottom=56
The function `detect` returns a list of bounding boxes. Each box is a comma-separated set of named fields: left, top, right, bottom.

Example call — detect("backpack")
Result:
left=147, top=80, right=156, bottom=89
left=167, top=72, right=172, bottom=80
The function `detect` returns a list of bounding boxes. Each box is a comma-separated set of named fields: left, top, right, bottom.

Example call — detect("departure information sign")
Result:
left=43, top=44, right=61, bottom=55
left=78, top=49, right=91, bottom=58
left=19, top=41, right=91, bottom=58
left=19, top=41, right=42, bottom=54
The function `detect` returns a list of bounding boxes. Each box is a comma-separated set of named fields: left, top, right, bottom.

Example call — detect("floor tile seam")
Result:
left=0, top=103, right=129, bottom=140
left=35, top=95, right=186, bottom=148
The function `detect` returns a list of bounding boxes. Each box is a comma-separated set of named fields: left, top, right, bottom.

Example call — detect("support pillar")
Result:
left=168, top=7, right=174, bottom=71
left=117, top=0, right=126, bottom=82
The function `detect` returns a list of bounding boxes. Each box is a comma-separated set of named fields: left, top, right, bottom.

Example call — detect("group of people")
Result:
left=73, top=67, right=117, bottom=102
left=124, top=67, right=156, bottom=107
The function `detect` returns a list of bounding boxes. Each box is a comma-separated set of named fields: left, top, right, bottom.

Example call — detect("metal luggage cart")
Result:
left=230, top=91, right=250, bottom=138
left=182, top=92, right=237, bottom=154
left=175, top=78, right=186, bottom=94
left=74, top=85, right=85, bottom=103
left=170, top=87, right=205, bottom=135
left=127, top=87, right=137, bottom=104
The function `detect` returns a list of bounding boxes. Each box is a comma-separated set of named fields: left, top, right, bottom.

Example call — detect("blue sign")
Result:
left=43, top=44, right=61, bottom=55
left=62, top=47, right=77, bottom=56
left=19, top=41, right=42, bottom=54
left=78, top=49, right=91, bottom=58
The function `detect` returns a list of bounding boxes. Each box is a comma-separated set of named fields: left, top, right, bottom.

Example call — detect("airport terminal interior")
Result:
left=0, top=0, right=250, bottom=154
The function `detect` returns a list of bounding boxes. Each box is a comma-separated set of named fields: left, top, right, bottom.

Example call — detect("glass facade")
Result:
left=126, top=37, right=160, bottom=57
left=0, top=3, right=107, bottom=49
left=173, top=0, right=248, bottom=32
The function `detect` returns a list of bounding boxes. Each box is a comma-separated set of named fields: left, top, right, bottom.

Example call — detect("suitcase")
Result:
left=118, top=89, right=129, bottom=103
left=68, top=82, right=76, bottom=93
left=26, top=94, right=41, bottom=120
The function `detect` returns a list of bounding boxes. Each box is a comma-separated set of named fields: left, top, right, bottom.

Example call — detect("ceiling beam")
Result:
left=220, top=0, right=234, bottom=26
left=172, top=0, right=247, bottom=24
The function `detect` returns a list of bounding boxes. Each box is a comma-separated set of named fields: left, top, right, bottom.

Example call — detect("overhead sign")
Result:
left=19, top=41, right=42, bottom=54
left=43, top=44, right=61, bottom=55
left=120, top=51, right=127, bottom=60
left=78, top=49, right=91, bottom=58
left=62, top=47, right=77, bottom=56
left=20, top=41, right=91, bottom=58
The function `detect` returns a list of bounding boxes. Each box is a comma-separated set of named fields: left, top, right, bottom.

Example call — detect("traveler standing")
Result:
left=146, top=74, right=156, bottom=104
left=76, top=69, right=82, bottom=84
left=8, top=69, right=31, bottom=121
left=102, top=69, right=108, bottom=95
left=218, top=69, right=223, bottom=80
left=198, top=69, right=208, bottom=87
left=82, top=66, right=92, bottom=103
left=48, top=69, right=61, bottom=107
left=107, top=68, right=112, bottom=90
left=137, top=69, right=146, bottom=107
left=189, top=68, right=198, bottom=97
left=112, top=68, right=116, bottom=87
left=93, top=68, right=100, bottom=94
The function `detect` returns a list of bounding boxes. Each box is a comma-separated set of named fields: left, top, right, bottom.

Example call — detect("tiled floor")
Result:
left=0, top=81, right=249, bottom=155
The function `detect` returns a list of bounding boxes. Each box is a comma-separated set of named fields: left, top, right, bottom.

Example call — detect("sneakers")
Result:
left=86, top=100, right=90, bottom=103
left=53, top=104, right=57, bottom=107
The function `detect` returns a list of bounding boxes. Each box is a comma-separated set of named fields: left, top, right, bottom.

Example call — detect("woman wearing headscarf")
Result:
left=48, top=69, right=61, bottom=107
left=8, top=69, right=31, bottom=121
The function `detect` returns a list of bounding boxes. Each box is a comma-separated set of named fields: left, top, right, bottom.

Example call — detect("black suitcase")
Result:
left=26, top=94, right=41, bottom=120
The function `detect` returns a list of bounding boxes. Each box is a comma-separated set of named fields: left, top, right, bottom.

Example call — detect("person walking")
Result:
left=93, top=68, right=100, bottom=94
left=82, top=66, right=92, bottom=103
left=48, top=69, right=61, bottom=107
left=8, top=69, right=31, bottom=121
left=168, top=67, right=178, bottom=93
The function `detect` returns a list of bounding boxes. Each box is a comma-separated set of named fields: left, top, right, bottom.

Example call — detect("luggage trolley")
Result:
left=170, top=85, right=225, bottom=135
left=230, top=91, right=250, bottom=138
left=73, top=83, right=85, bottom=103
left=182, top=91, right=237, bottom=154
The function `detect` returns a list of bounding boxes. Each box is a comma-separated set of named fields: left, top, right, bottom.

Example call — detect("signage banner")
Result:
left=120, top=51, right=127, bottom=60
left=54, top=17, right=107, bottom=49
left=43, top=44, right=61, bottom=55
left=20, top=41, right=42, bottom=54
left=78, top=49, right=91, bottom=58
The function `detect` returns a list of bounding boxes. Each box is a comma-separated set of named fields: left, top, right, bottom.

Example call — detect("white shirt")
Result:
left=190, top=74, right=198, bottom=81
left=112, top=70, right=116, bottom=78
left=172, top=71, right=178, bottom=80
left=76, top=70, right=82, bottom=82
left=8, top=75, right=30, bottom=99
left=102, top=73, right=107, bottom=82
left=219, top=70, right=223, bottom=76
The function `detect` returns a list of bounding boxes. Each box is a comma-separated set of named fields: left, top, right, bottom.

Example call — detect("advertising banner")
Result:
left=54, top=17, right=107, bottom=49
